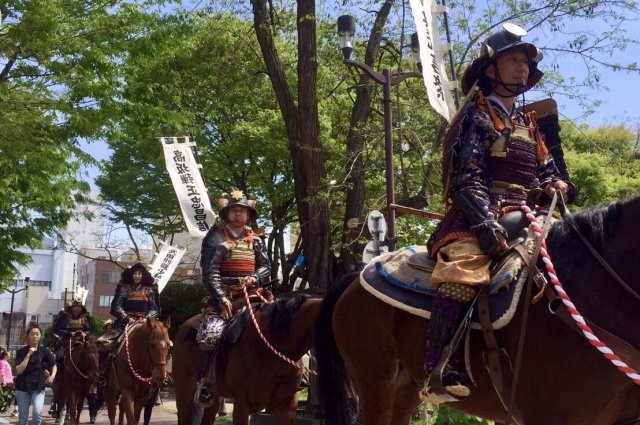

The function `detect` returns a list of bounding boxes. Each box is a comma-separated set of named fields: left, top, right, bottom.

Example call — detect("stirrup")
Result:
left=420, top=345, right=471, bottom=404
left=193, top=379, right=215, bottom=409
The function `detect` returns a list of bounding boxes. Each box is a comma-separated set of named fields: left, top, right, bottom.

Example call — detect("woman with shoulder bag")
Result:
left=14, top=323, right=57, bottom=425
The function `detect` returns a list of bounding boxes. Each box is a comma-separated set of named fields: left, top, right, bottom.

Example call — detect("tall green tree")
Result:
left=0, top=0, right=164, bottom=283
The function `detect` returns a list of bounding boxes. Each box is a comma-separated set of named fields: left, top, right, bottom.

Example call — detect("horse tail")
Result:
left=315, top=271, right=360, bottom=425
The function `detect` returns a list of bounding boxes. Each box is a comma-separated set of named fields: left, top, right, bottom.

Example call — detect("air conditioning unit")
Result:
left=29, top=314, right=39, bottom=323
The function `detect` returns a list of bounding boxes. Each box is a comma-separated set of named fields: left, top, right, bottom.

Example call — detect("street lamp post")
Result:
left=337, top=15, right=422, bottom=252
left=6, top=277, right=29, bottom=348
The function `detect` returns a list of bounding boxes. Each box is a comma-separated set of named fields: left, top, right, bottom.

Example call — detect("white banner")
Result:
left=161, top=136, right=216, bottom=238
left=410, top=0, right=456, bottom=123
left=149, top=241, right=185, bottom=293
left=75, top=286, right=89, bottom=305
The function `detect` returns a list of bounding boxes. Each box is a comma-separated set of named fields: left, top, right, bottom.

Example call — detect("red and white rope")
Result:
left=68, top=338, right=89, bottom=379
left=124, top=319, right=152, bottom=384
left=521, top=203, right=640, bottom=385
left=243, top=284, right=318, bottom=376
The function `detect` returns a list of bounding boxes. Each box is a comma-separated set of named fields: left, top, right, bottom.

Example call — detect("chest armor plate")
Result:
left=487, top=124, right=538, bottom=210
left=67, top=317, right=85, bottom=330
left=221, top=241, right=256, bottom=276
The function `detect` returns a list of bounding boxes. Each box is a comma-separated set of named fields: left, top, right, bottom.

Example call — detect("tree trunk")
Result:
left=251, top=0, right=332, bottom=292
left=339, top=0, right=395, bottom=275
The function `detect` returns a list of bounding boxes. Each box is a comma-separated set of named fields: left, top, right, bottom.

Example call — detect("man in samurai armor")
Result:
left=194, top=189, right=271, bottom=407
left=423, top=23, right=576, bottom=401
left=95, top=262, right=160, bottom=386
left=51, top=300, right=91, bottom=395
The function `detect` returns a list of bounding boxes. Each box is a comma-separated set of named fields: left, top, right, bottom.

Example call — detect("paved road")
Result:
left=0, top=392, right=232, bottom=425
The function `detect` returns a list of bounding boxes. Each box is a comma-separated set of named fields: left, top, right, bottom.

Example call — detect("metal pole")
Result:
left=382, top=69, right=396, bottom=251
left=6, top=290, right=15, bottom=348
left=440, top=0, right=460, bottom=108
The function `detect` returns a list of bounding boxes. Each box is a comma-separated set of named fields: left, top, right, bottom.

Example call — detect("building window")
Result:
left=99, top=295, right=114, bottom=307
left=11, top=279, right=51, bottom=289
left=100, top=272, right=119, bottom=283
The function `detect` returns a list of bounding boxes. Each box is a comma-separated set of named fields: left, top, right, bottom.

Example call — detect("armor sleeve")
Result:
left=146, top=288, right=159, bottom=320
left=83, top=317, right=92, bottom=334
left=200, top=228, right=229, bottom=306
left=110, top=284, right=128, bottom=321
left=54, top=316, right=70, bottom=338
left=450, top=111, right=508, bottom=255
left=253, top=238, right=271, bottom=285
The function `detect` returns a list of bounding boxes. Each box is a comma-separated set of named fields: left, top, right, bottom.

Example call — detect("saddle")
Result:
left=360, top=211, right=542, bottom=409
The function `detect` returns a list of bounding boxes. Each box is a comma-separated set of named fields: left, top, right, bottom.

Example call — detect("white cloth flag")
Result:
left=75, top=286, right=89, bottom=305
left=410, top=0, right=456, bottom=123
left=149, top=241, right=185, bottom=293
left=161, top=137, right=216, bottom=238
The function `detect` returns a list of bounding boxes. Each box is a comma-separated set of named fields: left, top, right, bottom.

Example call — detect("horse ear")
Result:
left=162, top=315, right=171, bottom=329
left=146, top=317, right=153, bottom=328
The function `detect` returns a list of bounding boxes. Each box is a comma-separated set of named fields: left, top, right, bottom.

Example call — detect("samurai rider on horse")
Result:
left=95, top=262, right=161, bottom=386
left=194, top=189, right=272, bottom=407
left=52, top=299, right=92, bottom=379
left=422, top=23, right=576, bottom=402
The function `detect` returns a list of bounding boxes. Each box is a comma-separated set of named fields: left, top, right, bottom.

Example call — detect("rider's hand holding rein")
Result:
left=545, top=180, right=570, bottom=200
left=220, top=297, right=233, bottom=320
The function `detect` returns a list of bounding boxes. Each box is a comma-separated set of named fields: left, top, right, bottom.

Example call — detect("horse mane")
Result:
left=546, top=199, right=624, bottom=277
left=268, top=294, right=312, bottom=336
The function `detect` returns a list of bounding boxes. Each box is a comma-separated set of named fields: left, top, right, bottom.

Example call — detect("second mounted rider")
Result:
left=194, top=189, right=272, bottom=406
left=96, top=262, right=160, bottom=385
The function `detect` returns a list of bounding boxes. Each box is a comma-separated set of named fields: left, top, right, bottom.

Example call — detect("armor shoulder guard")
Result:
left=202, top=227, right=226, bottom=249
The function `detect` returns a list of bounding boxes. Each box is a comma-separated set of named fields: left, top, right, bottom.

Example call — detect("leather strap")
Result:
left=478, top=289, right=519, bottom=421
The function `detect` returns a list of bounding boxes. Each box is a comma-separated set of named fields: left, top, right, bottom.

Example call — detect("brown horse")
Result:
left=104, top=317, right=171, bottom=425
left=316, top=194, right=640, bottom=425
left=52, top=334, right=99, bottom=425
left=172, top=294, right=322, bottom=425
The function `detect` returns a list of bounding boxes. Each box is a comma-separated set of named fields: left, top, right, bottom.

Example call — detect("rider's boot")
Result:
left=95, top=350, right=110, bottom=387
left=422, top=283, right=475, bottom=400
left=194, top=350, right=216, bottom=408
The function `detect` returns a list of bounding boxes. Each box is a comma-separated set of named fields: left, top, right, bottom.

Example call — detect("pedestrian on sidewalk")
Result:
left=14, top=323, right=57, bottom=425
left=0, top=350, right=16, bottom=415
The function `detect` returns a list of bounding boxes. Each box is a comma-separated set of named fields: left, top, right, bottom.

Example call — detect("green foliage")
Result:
left=0, top=0, right=170, bottom=283
left=158, top=281, right=208, bottom=339
left=425, top=405, right=491, bottom=425
left=560, top=122, right=640, bottom=207
left=89, top=315, right=106, bottom=337
left=42, top=325, right=54, bottom=348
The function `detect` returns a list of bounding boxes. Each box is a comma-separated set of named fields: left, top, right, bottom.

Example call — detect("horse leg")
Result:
left=67, top=390, right=77, bottom=425
left=231, top=401, right=251, bottom=425
left=333, top=284, right=401, bottom=425
left=104, top=384, right=119, bottom=425
left=389, top=367, right=422, bottom=425
left=119, top=391, right=136, bottom=425
left=270, top=395, right=297, bottom=425
left=201, top=402, right=219, bottom=425
left=118, top=402, right=125, bottom=425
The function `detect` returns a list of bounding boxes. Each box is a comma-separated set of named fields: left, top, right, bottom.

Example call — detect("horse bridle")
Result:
left=67, top=335, right=97, bottom=379
left=124, top=319, right=168, bottom=384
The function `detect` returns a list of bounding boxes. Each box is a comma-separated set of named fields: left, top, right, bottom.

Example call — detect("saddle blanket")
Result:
left=187, top=304, right=261, bottom=347
left=360, top=246, right=529, bottom=330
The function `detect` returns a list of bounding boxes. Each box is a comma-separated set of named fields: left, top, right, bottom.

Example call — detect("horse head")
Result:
left=146, top=316, right=172, bottom=387
left=67, top=335, right=100, bottom=381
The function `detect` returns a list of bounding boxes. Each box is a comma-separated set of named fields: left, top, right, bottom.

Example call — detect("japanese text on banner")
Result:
left=161, top=137, right=216, bottom=238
